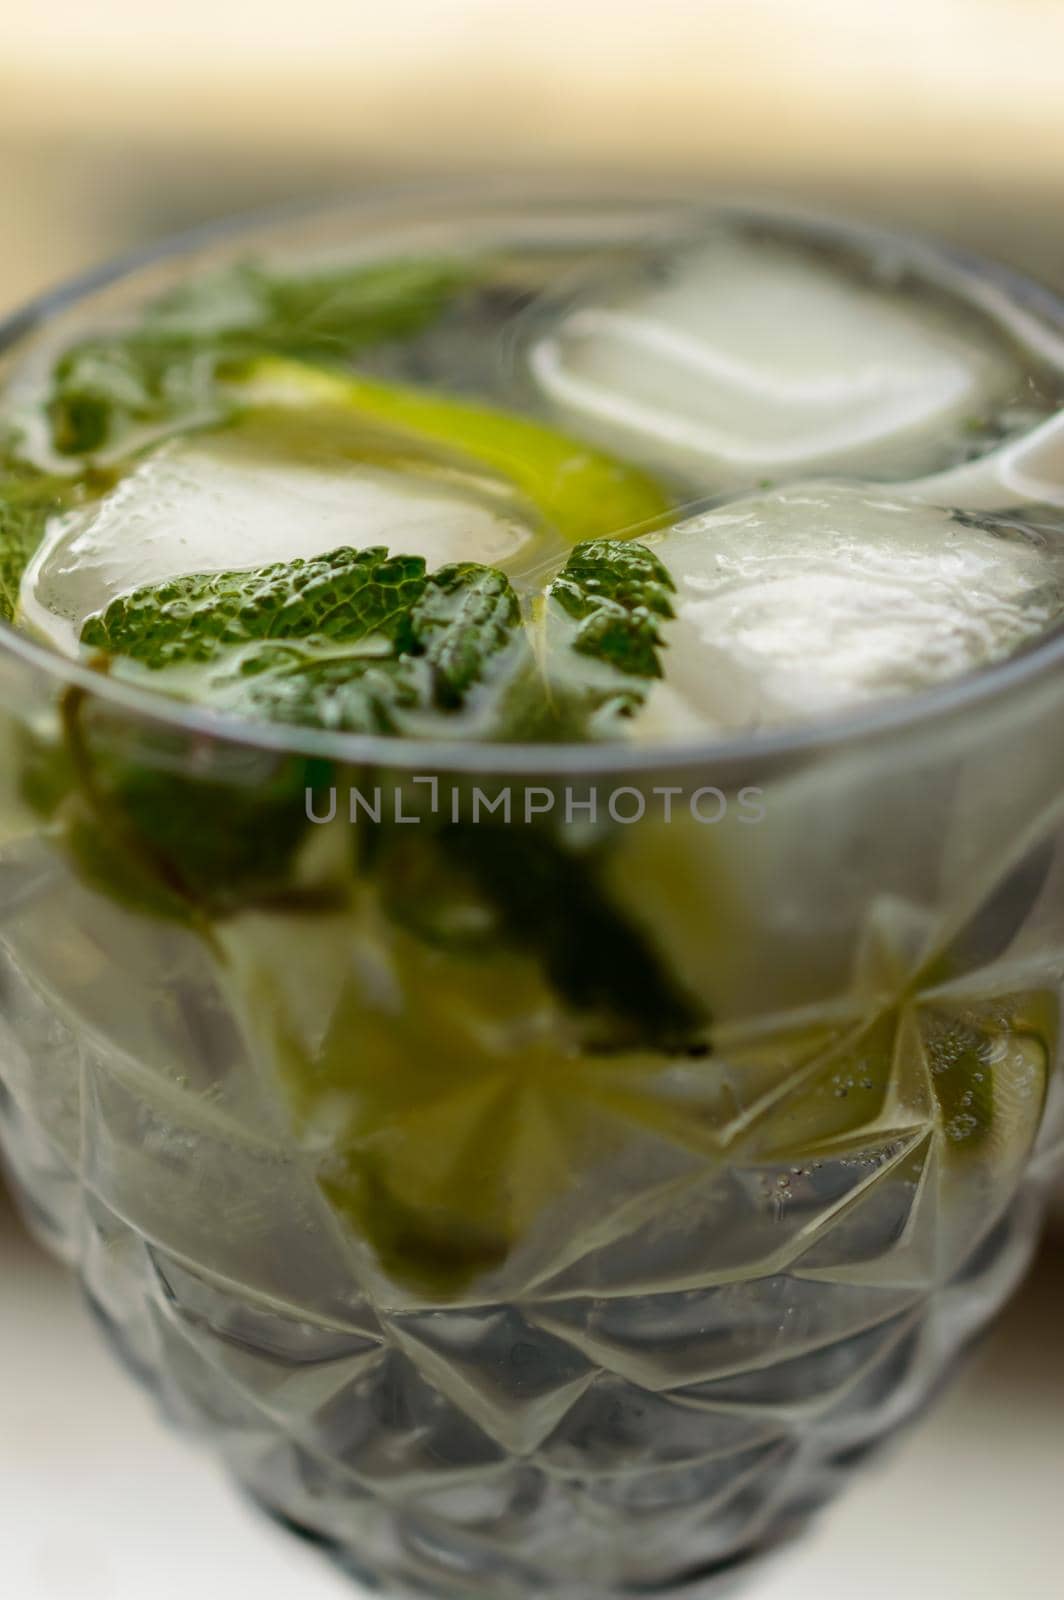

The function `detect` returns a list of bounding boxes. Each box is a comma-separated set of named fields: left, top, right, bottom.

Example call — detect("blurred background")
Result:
left=1, top=0, right=1064, bottom=309
left=1, top=3, right=1063, bottom=1597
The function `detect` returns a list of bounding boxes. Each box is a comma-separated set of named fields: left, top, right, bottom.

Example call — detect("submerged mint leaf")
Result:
left=393, top=820, right=707, bottom=1052
left=49, top=257, right=470, bottom=456
left=21, top=687, right=339, bottom=926
left=80, top=546, right=429, bottom=670
left=487, top=826, right=706, bottom=1051
left=72, top=758, right=334, bottom=921
left=232, top=653, right=416, bottom=734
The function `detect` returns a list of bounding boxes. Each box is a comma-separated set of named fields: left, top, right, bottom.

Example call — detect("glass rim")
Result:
left=1, top=178, right=1063, bottom=780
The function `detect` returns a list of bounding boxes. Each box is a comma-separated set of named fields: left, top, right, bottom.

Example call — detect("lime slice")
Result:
left=233, top=356, right=671, bottom=545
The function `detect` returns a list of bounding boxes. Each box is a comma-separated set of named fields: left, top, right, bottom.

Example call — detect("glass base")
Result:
left=0, top=1086, right=1043, bottom=1600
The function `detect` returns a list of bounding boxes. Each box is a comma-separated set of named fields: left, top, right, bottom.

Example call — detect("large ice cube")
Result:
left=20, top=414, right=548, bottom=656
left=530, top=230, right=1025, bottom=486
left=634, top=483, right=1064, bottom=737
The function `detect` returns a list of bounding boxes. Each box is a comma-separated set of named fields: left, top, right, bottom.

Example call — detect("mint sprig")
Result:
left=48, top=257, right=469, bottom=456
left=80, top=547, right=528, bottom=737
left=59, top=536, right=702, bottom=1050
left=79, top=535, right=678, bottom=738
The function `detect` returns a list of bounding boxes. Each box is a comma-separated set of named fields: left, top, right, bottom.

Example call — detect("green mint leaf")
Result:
left=401, top=562, right=522, bottom=706
left=0, top=458, right=85, bottom=621
left=221, top=563, right=526, bottom=735
left=550, top=537, right=675, bottom=676
left=81, top=547, right=528, bottom=738
left=73, top=757, right=331, bottom=921
left=252, top=258, right=469, bottom=352
left=48, top=341, right=219, bottom=456
left=80, top=545, right=429, bottom=670
left=48, top=257, right=469, bottom=456
left=537, top=537, right=677, bottom=732
left=230, top=655, right=414, bottom=734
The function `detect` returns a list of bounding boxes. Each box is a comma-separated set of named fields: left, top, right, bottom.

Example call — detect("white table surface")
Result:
left=3, top=1194, right=1063, bottom=1600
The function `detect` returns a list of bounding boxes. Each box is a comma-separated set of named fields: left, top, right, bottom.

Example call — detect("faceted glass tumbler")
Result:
left=0, top=194, right=1062, bottom=1600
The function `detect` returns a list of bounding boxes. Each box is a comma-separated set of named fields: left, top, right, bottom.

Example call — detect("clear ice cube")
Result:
left=635, top=483, right=1064, bottom=736
left=530, top=230, right=1026, bottom=486
left=20, top=422, right=544, bottom=656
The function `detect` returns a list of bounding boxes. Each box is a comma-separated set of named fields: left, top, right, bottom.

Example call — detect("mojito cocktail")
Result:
left=0, top=192, right=1062, bottom=1598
